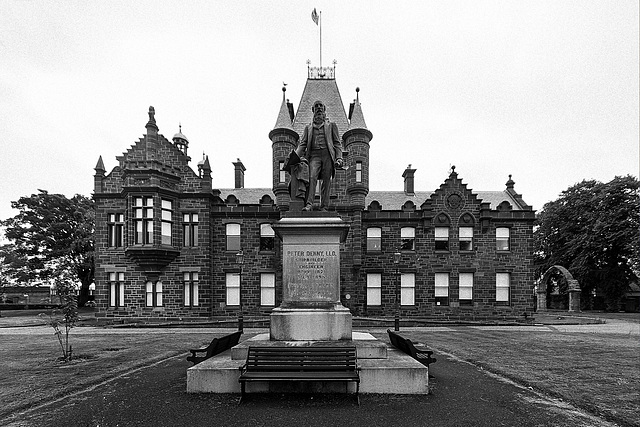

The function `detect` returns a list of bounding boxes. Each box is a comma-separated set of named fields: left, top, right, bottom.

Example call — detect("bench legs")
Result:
left=238, top=381, right=360, bottom=405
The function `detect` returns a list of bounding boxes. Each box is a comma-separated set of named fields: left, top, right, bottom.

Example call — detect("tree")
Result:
left=534, top=175, right=640, bottom=311
left=39, top=259, right=80, bottom=361
left=1, top=190, right=95, bottom=306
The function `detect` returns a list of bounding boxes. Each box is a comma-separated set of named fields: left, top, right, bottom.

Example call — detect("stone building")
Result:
left=93, top=65, right=536, bottom=322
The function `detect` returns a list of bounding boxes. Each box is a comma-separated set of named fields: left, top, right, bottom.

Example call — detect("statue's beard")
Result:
left=313, top=111, right=325, bottom=125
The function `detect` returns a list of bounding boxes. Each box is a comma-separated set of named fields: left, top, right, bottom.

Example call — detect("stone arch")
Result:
left=401, top=200, right=416, bottom=212
left=537, top=265, right=581, bottom=312
left=225, top=195, right=239, bottom=205
left=434, top=212, right=451, bottom=226
left=367, top=200, right=382, bottom=211
left=259, top=194, right=274, bottom=205
left=458, top=212, right=475, bottom=226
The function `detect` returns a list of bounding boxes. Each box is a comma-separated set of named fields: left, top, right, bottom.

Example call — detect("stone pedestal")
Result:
left=270, top=213, right=351, bottom=341
left=270, top=306, right=352, bottom=341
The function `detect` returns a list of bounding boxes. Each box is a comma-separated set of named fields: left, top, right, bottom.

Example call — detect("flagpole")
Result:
left=319, top=11, right=322, bottom=69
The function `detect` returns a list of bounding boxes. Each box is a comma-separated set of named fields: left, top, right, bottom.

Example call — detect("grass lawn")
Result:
left=378, top=328, right=640, bottom=427
left=0, top=328, right=220, bottom=419
left=1, top=323, right=638, bottom=427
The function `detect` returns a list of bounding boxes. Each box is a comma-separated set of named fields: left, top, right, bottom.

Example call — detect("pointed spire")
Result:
left=274, top=86, right=294, bottom=129
left=202, top=155, right=211, bottom=173
left=94, top=155, right=106, bottom=175
left=348, top=87, right=368, bottom=130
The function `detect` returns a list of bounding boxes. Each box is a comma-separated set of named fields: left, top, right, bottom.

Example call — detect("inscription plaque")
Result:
left=283, top=246, right=340, bottom=306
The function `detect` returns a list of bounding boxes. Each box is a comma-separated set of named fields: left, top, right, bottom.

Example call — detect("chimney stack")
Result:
left=402, top=164, right=417, bottom=196
left=233, top=158, right=246, bottom=189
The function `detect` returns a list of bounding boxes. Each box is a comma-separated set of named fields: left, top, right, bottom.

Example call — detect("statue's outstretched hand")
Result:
left=335, top=158, right=344, bottom=168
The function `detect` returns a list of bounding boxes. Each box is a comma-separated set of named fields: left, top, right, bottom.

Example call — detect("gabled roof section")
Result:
left=293, top=78, right=349, bottom=136
left=364, top=190, right=526, bottom=211
left=364, top=168, right=532, bottom=211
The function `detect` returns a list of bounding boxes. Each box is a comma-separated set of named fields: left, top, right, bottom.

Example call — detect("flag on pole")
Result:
left=311, top=8, right=319, bottom=25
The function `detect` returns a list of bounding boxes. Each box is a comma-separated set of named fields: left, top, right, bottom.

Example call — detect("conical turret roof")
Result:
left=349, top=92, right=368, bottom=130
left=273, top=87, right=293, bottom=130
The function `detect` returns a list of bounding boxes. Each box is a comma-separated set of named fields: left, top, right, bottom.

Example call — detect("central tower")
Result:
left=270, top=63, right=373, bottom=211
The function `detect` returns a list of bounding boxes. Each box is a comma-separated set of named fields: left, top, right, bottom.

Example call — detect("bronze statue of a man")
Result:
left=295, top=100, right=344, bottom=211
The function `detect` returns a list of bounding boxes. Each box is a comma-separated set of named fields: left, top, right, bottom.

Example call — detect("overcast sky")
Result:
left=1, top=0, right=638, bottom=225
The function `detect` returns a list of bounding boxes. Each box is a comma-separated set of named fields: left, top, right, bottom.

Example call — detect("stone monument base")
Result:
left=187, top=332, right=429, bottom=394
left=270, top=305, right=352, bottom=341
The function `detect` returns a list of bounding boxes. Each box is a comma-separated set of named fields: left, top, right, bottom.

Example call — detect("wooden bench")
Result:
left=238, top=346, right=361, bottom=404
left=387, top=330, right=437, bottom=367
left=186, top=330, right=242, bottom=365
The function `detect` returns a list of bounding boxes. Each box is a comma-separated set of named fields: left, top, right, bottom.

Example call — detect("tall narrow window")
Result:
left=435, top=227, right=449, bottom=251
left=161, top=199, right=172, bottom=245
left=279, top=161, right=286, bottom=183
left=226, top=272, right=240, bottom=306
left=401, top=273, right=415, bottom=306
left=226, top=223, right=241, bottom=251
left=366, top=273, right=382, bottom=306
left=260, top=223, right=275, bottom=251
left=107, top=213, right=124, bottom=247
left=183, top=213, right=199, bottom=247
left=459, top=227, right=473, bottom=251
left=496, top=273, right=510, bottom=302
left=109, top=272, right=125, bottom=307
left=435, top=272, right=449, bottom=306
left=134, top=197, right=153, bottom=244
left=459, top=272, right=474, bottom=305
left=145, top=281, right=163, bottom=307
left=401, top=227, right=415, bottom=251
left=496, top=227, right=510, bottom=251
left=183, top=272, right=199, bottom=307
left=260, top=273, right=276, bottom=306
left=367, top=227, right=382, bottom=252
left=355, top=161, right=363, bottom=183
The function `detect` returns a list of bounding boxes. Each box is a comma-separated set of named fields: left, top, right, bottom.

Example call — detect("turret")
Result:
left=269, top=85, right=299, bottom=210
left=94, top=155, right=106, bottom=193
left=343, top=88, right=373, bottom=209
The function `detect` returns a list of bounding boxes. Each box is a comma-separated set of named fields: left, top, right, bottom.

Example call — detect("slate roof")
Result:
left=365, top=190, right=527, bottom=211
left=216, top=188, right=527, bottom=210
left=292, top=78, right=350, bottom=137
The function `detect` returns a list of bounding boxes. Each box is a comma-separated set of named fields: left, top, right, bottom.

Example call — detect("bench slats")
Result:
left=239, top=346, right=360, bottom=404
